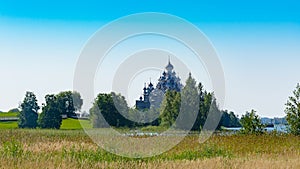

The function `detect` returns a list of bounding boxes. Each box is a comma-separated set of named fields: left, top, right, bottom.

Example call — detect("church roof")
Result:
left=136, top=57, right=182, bottom=109
left=166, top=60, right=174, bottom=71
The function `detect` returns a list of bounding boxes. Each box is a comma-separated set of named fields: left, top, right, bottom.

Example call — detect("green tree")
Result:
left=90, top=92, right=133, bottom=128
left=206, top=97, right=223, bottom=131
left=193, top=83, right=213, bottom=131
left=146, top=107, right=160, bottom=126
left=240, top=110, right=265, bottom=134
left=18, top=91, right=39, bottom=128
left=72, top=91, right=83, bottom=112
left=229, top=111, right=241, bottom=127
left=193, top=82, right=224, bottom=131
left=8, top=108, right=20, bottom=113
left=176, top=73, right=199, bottom=130
left=128, top=107, right=160, bottom=127
left=220, top=110, right=231, bottom=127
left=111, top=92, right=130, bottom=122
left=160, top=90, right=180, bottom=127
left=285, top=83, right=300, bottom=135
left=56, top=91, right=83, bottom=117
left=90, top=93, right=112, bottom=128
left=89, top=102, right=107, bottom=128
left=220, top=110, right=241, bottom=127
left=38, top=94, right=62, bottom=129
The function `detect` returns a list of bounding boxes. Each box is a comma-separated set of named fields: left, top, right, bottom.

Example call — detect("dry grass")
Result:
left=1, top=155, right=299, bottom=169
left=0, top=129, right=300, bottom=169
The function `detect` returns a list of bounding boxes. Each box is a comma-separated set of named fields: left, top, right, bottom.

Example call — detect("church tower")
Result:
left=136, top=58, right=182, bottom=110
left=156, top=57, right=182, bottom=93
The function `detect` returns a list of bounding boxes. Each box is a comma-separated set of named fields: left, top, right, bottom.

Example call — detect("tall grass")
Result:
left=0, top=129, right=299, bottom=168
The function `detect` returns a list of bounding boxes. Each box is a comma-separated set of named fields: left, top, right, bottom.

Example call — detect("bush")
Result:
left=8, top=108, right=20, bottom=113
left=285, top=83, right=300, bottom=135
left=240, top=110, right=265, bottom=134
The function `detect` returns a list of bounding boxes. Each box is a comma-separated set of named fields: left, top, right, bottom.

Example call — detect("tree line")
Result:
left=88, top=77, right=300, bottom=135
left=89, top=74, right=241, bottom=131
left=17, top=76, right=300, bottom=135
left=236, top=83, right=300, bottom=135
left=18, top=91, right=83, bottom=129
left=18, top=73, right=241, bottom=131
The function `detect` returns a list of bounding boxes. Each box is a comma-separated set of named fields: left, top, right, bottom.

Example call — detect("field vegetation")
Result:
left=0, top=129, right=299, bottom=168
left=60, top=118, right=92, bottom=130
left=0, top=112, right=18, bottom=117
left=0, top=118, right=91, bottom=130
left=0, top=121, right=18, bottom=129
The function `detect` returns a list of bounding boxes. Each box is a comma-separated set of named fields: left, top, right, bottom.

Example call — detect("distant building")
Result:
left=136, top=82, right=154, bottom=110
left=136, top=58, right=182, bottom=110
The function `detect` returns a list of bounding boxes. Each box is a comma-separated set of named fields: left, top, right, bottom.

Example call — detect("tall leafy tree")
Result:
left=160, top=90, right=180, bottom=127
left=90, top=92, right=133, bottom=128
left=18, top=91, right=39, bottom=128
left=176, top=73, right=199, bottom=130
left=229, top=111, right=241, bottom=127
left=220, top=110, right=241, bottom=127
left=111, top=92, right=130, bottom=121
left=220, top=110, right=231, bottom=127
left=285, top=83, right=300, bottom=135
left=206, top=97, right=223, bottom=130
left=127, top=108, right=140, bottom=127
left=193, top=83, right=211, bottom=131
left=56, top=91, right=83, bottom=117
left=72, top=91, right=83, bottom=112
left=240, top=110, right=265, bottom=134
left=146, top=107, right=161, bottom=126
left=193, top=82, right=223, bottom=131
left=90, top=93, right=112, bottom=128
left=172, top=91, right=181, bottom=124
left=38, top=94, right=62, bottom=129
left=90, top=102, right=108, bottom=128
left=56, top=91, right=75, bottom=117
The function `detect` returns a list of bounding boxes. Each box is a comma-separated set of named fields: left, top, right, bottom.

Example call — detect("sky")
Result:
left=0, top=1, right=300, bottom=117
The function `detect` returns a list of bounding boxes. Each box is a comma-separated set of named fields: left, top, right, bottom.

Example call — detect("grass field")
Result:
left=0, top=129, right=299, bottom=169
left=0, top=121, right=18, bottom=129
left=0, top=112, right=18, bottom=117
left=0, top=118, right=92, bottom=130
left=61, top=118, right=92, bottom=129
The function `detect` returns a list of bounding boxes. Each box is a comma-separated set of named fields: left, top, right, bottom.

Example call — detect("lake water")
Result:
left=122, top=125, right=289, bottom=137
left=224, top=124, right=288, bottom=133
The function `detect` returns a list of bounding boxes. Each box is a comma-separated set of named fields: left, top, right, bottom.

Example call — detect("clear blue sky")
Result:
left=0, top=1, right=300, bottom=22
left=1, top=1, right=300, bottom=117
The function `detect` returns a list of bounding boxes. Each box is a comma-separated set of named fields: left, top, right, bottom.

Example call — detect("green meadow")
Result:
left=0, top=118, right=92, bottom=130
left=60, top=118, right=92, bottom=130
left=0, top=112, right=18, bottom=117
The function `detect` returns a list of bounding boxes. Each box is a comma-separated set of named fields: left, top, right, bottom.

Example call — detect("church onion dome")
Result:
left=166, top=61, right=174, bottom=71
left=163, top=71, right=166, bottom=76
left=149, top=82, right=153, bottom=87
